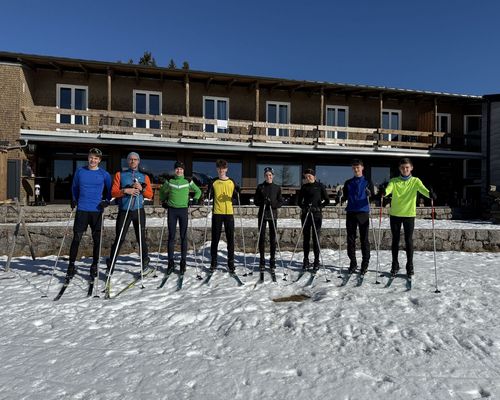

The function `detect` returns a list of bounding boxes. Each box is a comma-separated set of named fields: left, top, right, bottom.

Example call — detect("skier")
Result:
left=208, top=159, right=240, bottom=275
left=297, top=168, right=330, bottom=272
left=159, top=160, right=202, bottom=276
left=382, top=157, right=435, bottom=277
left=106, top=152, right=153, bottom=274
left=339, top=159, right=374, bottom=275
left=66, top=148, right=111, bottom=281
left=254, top=167, right=283, bottom=280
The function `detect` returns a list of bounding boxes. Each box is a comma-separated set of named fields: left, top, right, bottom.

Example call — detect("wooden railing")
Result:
left=20, top=106, right=446, bottom=150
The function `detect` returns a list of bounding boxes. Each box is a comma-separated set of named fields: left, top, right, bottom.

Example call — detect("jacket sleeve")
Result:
left=274, top=186, right=284, bottom=209
left=297, top=186, right=304, bottom=208
left=190, top=180, right=202, bottom=201
left=320, top=184, right=330, bottom=207
left=159, top=181, right=169, bottom=202
left=231, top=180, right=240, bottom=200
left=416, top=178, right=430, bottom=198
left=341, top=180, right=349, bottom=202
left=104, top=172, right=112, bottom=201
left=71, top=168, right=80, bottom=201
left=143, top=175, right=153, bottom=199
left=384, top=180, right=394, bottom=196
left=111, top=172, right=123, bottom=199
left=254, top=184, right=263, bottom=207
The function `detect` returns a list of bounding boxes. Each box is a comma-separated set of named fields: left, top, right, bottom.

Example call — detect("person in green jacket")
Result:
left=159, top=161, right=202, bottom=275
left=383, top=158, right=435, bottom=277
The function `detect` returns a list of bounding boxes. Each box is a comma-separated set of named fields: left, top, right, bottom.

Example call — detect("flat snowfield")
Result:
left=1, top=249, right=499, bottom=400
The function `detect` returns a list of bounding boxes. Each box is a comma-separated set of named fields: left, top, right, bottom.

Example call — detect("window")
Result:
left=56, top=84, right=88, bottom=125
left=203, top=97, right=229, bottom=133
left=464, top=115, right=481, bottom=152
left=325, top=106, right=348, bottom=139
left=120, top=157, right=174, bottom=184
left=193, top=160, right=242, bottom=185
left=133, top=90, right=162, bottom=129
left=256, top=163, right=301, bottom=187
left=266, top=101, right=290, bottom=136
left=315, top=165, right=352, bottom=189
left=371, top=166, right=391, bottom=188
left=436, top=113, right=451, bottom=145
left=463, top=159, right=481, bottom=180
left=381, top=109, right=401, bottom=141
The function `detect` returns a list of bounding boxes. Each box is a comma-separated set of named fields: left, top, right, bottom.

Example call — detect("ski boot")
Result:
left=390, top=262, right=400, bottom=277
left=166, top=259, right=175, bottom=275
left=302, top=258, right=310, bottom=271
left=348, top=260, right=357, bottom=274
left=360, top=260, right=369, bottom=275
left=66, top=263, right=76, bottom=280
left=90, top=263, right=98, bottom=280
left=406, top=263, right=414, bottom=277
left=180, top=259, right=187, bottom=276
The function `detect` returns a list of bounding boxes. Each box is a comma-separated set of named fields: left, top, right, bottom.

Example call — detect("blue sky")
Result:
left=1, top=0, right=499, bottom=95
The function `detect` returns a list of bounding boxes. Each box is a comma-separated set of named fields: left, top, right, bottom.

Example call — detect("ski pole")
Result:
left=153, top=206, right=167, bottom=278
left=337, top=192, right=343, bottom=278
left=268, top=204, right=287, bottom=281
left=236, top=192, right=247, bottom=274
left=188, top=202, right=203, bottom=280
left=248, top=203, right=267, bottom=276
left=368, top=195, right=381, bottom=285
left=310, top=209, right=330, bottom=283
left=137, top=193, right=145, bottom=289
left=104, top=195, right=135, bottom=295
left=42, top=208, right=74, bottom=298
left=376, top=194, right=383, bottom=282
left=93, top=210, right=106, bottom=297
left=288, top=207, right=310, bottom=274
left=201, top=191, right=212, bottom=268
left=431, top=198, right=441, bottom=293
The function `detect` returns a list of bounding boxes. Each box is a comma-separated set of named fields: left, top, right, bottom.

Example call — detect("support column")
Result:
left=255, top=82, right=260, bottom=122
left=379, top=93, right=384, bottom=128
left=320, top=87, right=324, bottom=125
left=107, top=68, right=112, bottom=111
left=185, top=75, right=190, bottom=117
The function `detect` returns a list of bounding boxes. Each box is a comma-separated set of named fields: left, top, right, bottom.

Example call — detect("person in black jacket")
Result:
left=254, top=167, right=284, bottom=279
left=339, top=159, right=374, bottom=275
left=297, top=168, right=330, bottom=271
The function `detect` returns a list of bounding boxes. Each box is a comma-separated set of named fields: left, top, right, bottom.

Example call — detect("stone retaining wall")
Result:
left=0, top=205, right=453, bottom=223
left=2, top=224, right=499, bottom=259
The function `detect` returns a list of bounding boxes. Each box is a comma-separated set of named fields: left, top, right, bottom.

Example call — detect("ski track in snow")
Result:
left=1, top=249, right=499, bottom=400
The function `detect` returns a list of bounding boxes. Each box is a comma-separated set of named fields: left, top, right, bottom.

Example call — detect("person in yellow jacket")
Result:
left=383, top=158, right=435, bottom=277
left=209, top=159, right=240, bottom=273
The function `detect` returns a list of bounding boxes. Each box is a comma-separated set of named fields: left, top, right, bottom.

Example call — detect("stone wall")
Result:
left=0, top=205, right=453, bottom=223
left=2, top=224, right=499, bottom=259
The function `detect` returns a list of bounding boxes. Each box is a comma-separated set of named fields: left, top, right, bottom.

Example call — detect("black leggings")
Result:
left=346, top=212, right=370, bottom=264
left=211, top=214, right=235, bottom=270
left=301, top=211, right=322, bottom=262
left=167, top=207, right=189, bottom=262
left=258, top=217, right=277, bottom=263
left=69, top=211, right=103, bottom=265
left=390, top=216, right=415, bottom=267
left=109, top=208, right=148, bottom=263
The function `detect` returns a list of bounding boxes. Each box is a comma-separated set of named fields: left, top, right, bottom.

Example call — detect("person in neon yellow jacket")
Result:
left=383, top=158, right=435, bottom=277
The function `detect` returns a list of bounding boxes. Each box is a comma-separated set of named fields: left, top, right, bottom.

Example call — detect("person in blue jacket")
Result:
left=339, top=159, right=374, bottom=275
left=67, top=148, right=111, bottom=280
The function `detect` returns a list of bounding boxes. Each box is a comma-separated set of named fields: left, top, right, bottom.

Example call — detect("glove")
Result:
left=337, top=188, right=343, bottom=198
left=264, top=197, right=271, bottom=206
left=365, top=188, right=372, bottom=197
left=70, top=199, right=77, bottom=210
left=188, top=197, right=195, bottom=206
left=99, top=200, right=110, bottom=210
left=161, top=201, right=169, bottom=209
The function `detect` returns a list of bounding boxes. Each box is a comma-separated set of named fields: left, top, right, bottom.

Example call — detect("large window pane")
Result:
left=267, top=103, right=277, bottom=136
left=193, top=160, right=242, bottom=186
left=121, top=157, right=174, bottom=184
left=256, top=164, right=301, bottom=187
left=371, top=166, right=391, bottom=188
left=315, top=165, right=352, bottom=189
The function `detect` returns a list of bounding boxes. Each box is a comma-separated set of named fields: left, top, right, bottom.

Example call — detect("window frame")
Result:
left=56, top=84, right=88, bottom=125
left=133, top=89, right=162, bottom=129
left=325, top=105, right=349, bottom=139
left=381, top=108, right=402, bottom=141
left=436, top=113, right=451, bottom=145
left=202, top=96, right=230, bottom=133
left=463, top=115, right=482, bottom=151
left=266, top=101, right=291, bottom=136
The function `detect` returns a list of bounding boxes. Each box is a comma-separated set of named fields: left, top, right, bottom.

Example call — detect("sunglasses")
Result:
left=89, top=148, right=103, bottom=156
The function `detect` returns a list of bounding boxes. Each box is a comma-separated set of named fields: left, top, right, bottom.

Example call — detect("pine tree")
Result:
left=167, top=59, right=177, bottom=69
left=139, top=51, right=157, bottom=66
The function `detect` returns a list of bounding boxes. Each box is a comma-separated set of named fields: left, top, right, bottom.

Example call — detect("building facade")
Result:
left=0, top=51, right=490, bottom=208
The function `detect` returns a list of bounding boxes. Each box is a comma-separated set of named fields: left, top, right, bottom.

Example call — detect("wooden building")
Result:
left=0, top=51, right=490, bottom=207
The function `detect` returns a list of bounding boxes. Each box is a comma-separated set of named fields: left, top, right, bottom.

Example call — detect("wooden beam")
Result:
left=205, top=77, right=213, bottom=91
left=255, top=83, right=260, bottom=122
left=50, top=62, right=62, bottom=76
left=379, top=93, right=383, bottom=128
left=134, top=69, right=140, bottom=83
left=78, top=63, right=89, bottom=78
left=226, top=78, right=237, bottom=91
left=107, top=68, right=112, bottom=111
left=320, top=87, right=324, bottom=125
left=185, top=75, right=190, bottom=117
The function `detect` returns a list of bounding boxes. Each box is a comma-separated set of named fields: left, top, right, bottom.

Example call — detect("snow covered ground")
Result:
left=1, top=247, right=499, bottom=400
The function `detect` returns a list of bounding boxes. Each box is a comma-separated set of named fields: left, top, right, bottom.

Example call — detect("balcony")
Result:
left=20, top=106, right=447, bottom=151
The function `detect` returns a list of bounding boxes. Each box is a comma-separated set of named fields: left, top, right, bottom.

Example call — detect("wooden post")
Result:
left=107, top=68, right=112, bottom=111
left=0, top=152, right=6, bottom=201
left=255, top=82, right=260, bottom=122
left=433, top=97, right=438, bottom=146
left=320, top=87, right=325, bottom=125
left=185, top=75, right=190, bottom=117
left=379, top=93, right=384, bottom=128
